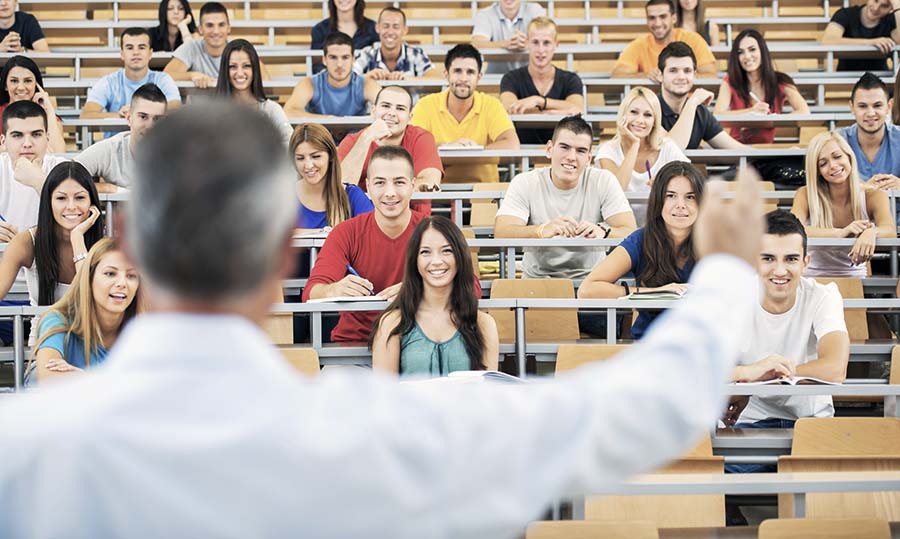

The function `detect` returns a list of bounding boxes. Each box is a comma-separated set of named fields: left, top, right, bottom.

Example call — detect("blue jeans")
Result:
left=0, top=299, right=29, bottom=346
left=724, top=418, right=796, bottom=474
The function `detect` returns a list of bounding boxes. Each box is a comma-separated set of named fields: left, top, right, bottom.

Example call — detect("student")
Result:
left=292, top=122, right=372, bottom=233
left=471, top=0, right=546, bottom=74
left=675, top=0, right=718, bottom=45
left=0, top=100, right=67, bottom=239
left=214, top=39, right=291, bottom=143
left=75, top=83, right=167, bottom=192
left=0, top=161, right=104, bottom=347
left=353, top=7, right=439, bottom=80
left=410, top=44, right=519, bottom=183
left=149, top=0, right=198, bottom=52
left=337, top=85, right=442, bottom=213
left=724, top=210, right=849, bottom=474
left=0, top=56, right=65, bottom=152
left=0, top=0, right=49, bottom=52
left=595, top=87, right=688, bottom=224
left=499, top=17, right=584, bottom=144
left=714, top=29, right=809, bottom=144
left=822, top=0, right=900, bottom=72
left=791, top=131, right=895, bottom=277
left=495, top=115, right=636, bottom=279
left=33, top=238, right=141, bottom=382
left=657, top=41, right=745, bottom=151
left=311, top=0, right=377, bottom=55
left=578, top=161, right=703, bottom=339
left=612, top=0, right=716, bottom=82
left=164, top=1, right=230, bottom=88
left=82, top=28, right=181, bottom=120
left=284, top=32, right=380, bottom=117
left=303, top=145, right=423, bottom=342
left=371, top=216, right=499, bottom=377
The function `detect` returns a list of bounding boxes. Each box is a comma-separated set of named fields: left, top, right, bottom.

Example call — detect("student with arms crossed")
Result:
left=76, top=83, right=168, bottom=192
left=302, top=146, right=421, bottom=342
left=822, top=0, right=900, bottom=72
left=371, top=216, right=498, bottom=377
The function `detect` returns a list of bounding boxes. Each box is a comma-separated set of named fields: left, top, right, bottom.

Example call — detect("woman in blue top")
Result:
left=292, top=122, right=373, bottom=233
left=32, top=238, right=142, bottom=382
left=371, top=216, right=499, bottom=377
left=579, top=161, right=705, bottom=339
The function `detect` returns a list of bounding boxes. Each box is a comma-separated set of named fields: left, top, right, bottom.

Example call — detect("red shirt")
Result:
left=303, top=210, right=426, bottom=342
left=337, top=125, right=443, bottom=214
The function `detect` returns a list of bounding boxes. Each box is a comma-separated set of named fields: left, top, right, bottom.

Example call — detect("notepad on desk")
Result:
left=735, top=376, right=839, bottom=386
left=621, top=290, right=684, bottom=300
left=305, top=295, right=385, bottom=304
left=438, top=144, right=484, bottom=151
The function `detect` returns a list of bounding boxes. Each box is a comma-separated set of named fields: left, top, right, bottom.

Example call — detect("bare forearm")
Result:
left=578, top=280, right=626, bottom=299
left=307, top=282, right=337, bottom=300
left=340, top=138, right=372, bottom=186
left=494, top=222, right=541, bottom=238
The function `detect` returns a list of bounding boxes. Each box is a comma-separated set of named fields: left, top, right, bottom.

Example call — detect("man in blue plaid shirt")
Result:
left=353, top=7, right=440, bottom=80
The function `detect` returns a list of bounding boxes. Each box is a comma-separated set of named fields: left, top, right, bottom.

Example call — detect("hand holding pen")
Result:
left=334, top=264, right=375, bottom=297
left=0, top=214, right=18, bottom=243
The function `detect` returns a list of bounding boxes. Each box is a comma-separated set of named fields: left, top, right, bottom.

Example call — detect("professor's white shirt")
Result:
left=0, top=255, right=756, bottom=538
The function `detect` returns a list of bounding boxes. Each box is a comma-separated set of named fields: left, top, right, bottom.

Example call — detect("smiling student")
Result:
left=164, top=1, right=231, bottom=88
left=353, top=7, right=439, bottom=80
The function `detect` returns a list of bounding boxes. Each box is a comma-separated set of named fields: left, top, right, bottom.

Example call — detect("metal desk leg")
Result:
left=571, top=495, right=585, bottom=519
left=506, top=247, right=517, bottom=278
left=312, top=311, right=323, bottom=350
left=499, top=250, right=507, bottom=279
left=792, top=493, right=806, bottom=518
left=453, top=199, right=463, bottom=227
left=606, top=308, right=615, bottom=344
left=886, top=395, right=898, bottom=418
left=515, top=306, right=526, bottom=378
left=13, top=314, right=23, bottom=391
left=105, top=200, right=114, bottom=236
left=309, top=247, right=318, bottom=274
left=892, top=248, right=898, bottom=278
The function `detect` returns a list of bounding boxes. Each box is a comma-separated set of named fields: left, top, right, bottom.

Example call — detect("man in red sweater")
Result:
left=303, top=145, right=425, bottom=342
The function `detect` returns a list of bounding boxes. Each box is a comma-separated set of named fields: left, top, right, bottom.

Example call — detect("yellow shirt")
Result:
left=615, top=28, right=716, bottom=73
left=410, top=90, right=514, bottom=183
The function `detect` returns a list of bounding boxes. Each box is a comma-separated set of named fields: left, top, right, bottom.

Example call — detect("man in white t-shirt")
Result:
left=495, top=115, right=637, bottom=279
left=724, top=209, right=850, bottom=473
left=0, top=100, right=65, bottom=242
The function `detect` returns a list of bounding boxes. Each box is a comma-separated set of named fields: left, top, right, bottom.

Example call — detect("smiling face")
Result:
left=865, top=0, right=894, bottom=21
left=333, top=0, right=356, bottom=13
left=661, top=55, right=695, bottom=99
left=2, top=115, right=48, bottom=162
left=547, top=128, right=592, bottom=184
left=323, top=43, right=354, bottom=84
left=646, top=3, right=674, bottom=41
left=680, top=0, right=698, bottom=9
left=0, top=0, right=17, bottom=20
left=199, top=12, right=229, bottom=49
left=227, top=49, right=253, bottom=92
left=445, top=57, right=481, bottom=100
left=816, top=139, right=853, bottom=186
left=416, top=226, right=458, bottom=290
left=5, top=66, right=35, bottom=103
left=367, top=156, right=415, bottom=220
left=377, top=10, right=407, bottom=51
left=127, top=97, right=166, bottom=144
left=737, top=35, right=762, bottom=74
left=758, top=233, right=808, bottom=306
left=166, top=0, right=186, bottom=26
left=293, top=141, right=330, bottom=185
left=372, top=87, right=411, bottom=137
left=91, top=250, right=140, bottom=318
left=51, top=178, right=91, bottom=231
left=851, top=87, right=891, bottom=136
left=624, top=96, right=655, bottom=140
left=659, top=175, right=699, bottom=232
left=527, top=26, right=558, bottom=69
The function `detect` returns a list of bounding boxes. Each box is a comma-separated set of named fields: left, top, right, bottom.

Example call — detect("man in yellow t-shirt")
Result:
left=612, top=0, right=717, bottom=82
left=410, top=44, right=519, bottom=183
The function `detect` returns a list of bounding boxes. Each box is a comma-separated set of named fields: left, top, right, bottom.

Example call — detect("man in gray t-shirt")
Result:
left=75, top=84, right=168, bottom=191
left=494, top=115, right=636, bottom=278
left=471, top=0, right=545, bottom=74
left=164, top=2, right=230, bottom=88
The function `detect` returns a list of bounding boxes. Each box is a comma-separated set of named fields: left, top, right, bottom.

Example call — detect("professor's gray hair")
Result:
left=127, top=102, right=297, bottom=301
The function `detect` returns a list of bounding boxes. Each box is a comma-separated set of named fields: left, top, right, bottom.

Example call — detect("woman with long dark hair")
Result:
left=675, top=0, right=719, bottom=45
left=371, top=216, right=498, bottom=377
left=714, top=29, right=809, bottom=144
left=579, top=161, right=705, bottom=339
left=148, top=0, right=198, bottom=52
left=310, top=0, right=377, bottom=54
left=216, top=39, right=292, bottom=143
left=0, top=161, right=104, bottom=345
left=0, top=56, right=65, bottom=152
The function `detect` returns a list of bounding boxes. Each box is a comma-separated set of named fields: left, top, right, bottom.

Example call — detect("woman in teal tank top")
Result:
left=371, top=216, right=499, bottom=377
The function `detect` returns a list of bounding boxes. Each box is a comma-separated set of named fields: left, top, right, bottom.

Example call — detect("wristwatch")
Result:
left=598, top=222, right=612, bottom=238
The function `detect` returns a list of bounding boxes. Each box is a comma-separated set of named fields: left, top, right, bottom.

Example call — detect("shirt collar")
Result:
left=493, top=2, right=526, bottom=23
left=438, top=89, right=483, bottom=118
left=373, top=42, right=410, bottom=69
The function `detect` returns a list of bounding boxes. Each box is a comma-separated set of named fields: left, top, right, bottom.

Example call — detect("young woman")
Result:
left=578, top=161, right=704, bottom=339
left=791, top=131, right=895, bottom=277
left=310, top=0, right=378, bottom=53
left=0, top=56, right=66, bottom=152
left=291, top=123, right=373, bottom=233
left=32, top=238, right=141, bottom=381
left=714, top=29, right=809, bottom=144
left=216, top=39, right=292, bottom=144
left=148, top=0, right=198, bottom=52
left=675, top=0, right=719, bottom=45
left=595, top=87, right=688, bottom=224
left=0, top=161, right=104, bottom=345
left=371, top=216, right=498, bottom=377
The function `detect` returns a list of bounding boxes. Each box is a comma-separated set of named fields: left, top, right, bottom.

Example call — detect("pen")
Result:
left=346, top=264, right=375, bottom=295
left=645, top=160, right=652, bottom=184
left=749, top=92, right=761, bottom=104
left=0, top=214, right=6, bottom=222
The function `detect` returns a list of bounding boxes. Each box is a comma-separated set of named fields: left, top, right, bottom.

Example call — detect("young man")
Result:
left=495, top=115, right=636, bottom=279
left=612, top=0, right=716, bottom=82
left=303, top=146, right=421, bottom=343
left=838, top=72, right=900, bottom=203
left=410, top=44, right=519, bottom=183
left=499, top=17, right=584, bottom=144
left=337, top=85, right=442, bottom=213
left=822, top=0, right=900, bottom=72
left=657, top=42, right=745, bottom=151
left=471, top=0, right=546, bottom=74
left=164, top=2, right=230, bottom=88
left=0, top=0, right=49, bottom=52
left=82, top=28, right=180, bottom=120
left=0, top=101, right=65, bottom=241
left=725, top=210, right=850, bottom=434
left=353, top=7, right=439, bottom=80
left=284, top=32, right=380, bottom=117
left=75, top=83, right=167, bottom=193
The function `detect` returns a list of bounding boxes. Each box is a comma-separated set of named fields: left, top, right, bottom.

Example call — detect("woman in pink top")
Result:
left=714, top=29, right=808, bottom=144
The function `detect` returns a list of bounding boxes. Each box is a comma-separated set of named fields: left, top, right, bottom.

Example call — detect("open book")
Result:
left=305, top=295, right=385, bottom=304
left=621, top=290, right=684, bottom=300
left=735, top=376, right=840, bottom=386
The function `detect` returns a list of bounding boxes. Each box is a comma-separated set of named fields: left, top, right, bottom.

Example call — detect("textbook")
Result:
left=735, top=376, right=840, bottom=386
left=402, top=371, right=525, bottom=385
left=621, top=290, right=684, bottom=300
left=305, top=295, right=385, bottom=304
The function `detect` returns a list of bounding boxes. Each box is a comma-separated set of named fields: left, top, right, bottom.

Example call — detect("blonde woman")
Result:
left=791, top=131, right=895, bottom=277
left=595, top=87, right=688, bottom=224
left=32, top=238, right=142, bottom=382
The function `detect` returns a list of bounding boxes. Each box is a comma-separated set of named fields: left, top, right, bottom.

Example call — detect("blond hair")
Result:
left=614, top=87, right=664, bottom=150
left=804, top=131, right=866, bottom=229
left=527, top=16, right=557, bottom=36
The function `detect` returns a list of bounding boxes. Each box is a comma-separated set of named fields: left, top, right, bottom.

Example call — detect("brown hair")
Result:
left=289, top=123, right=351, bottom=227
